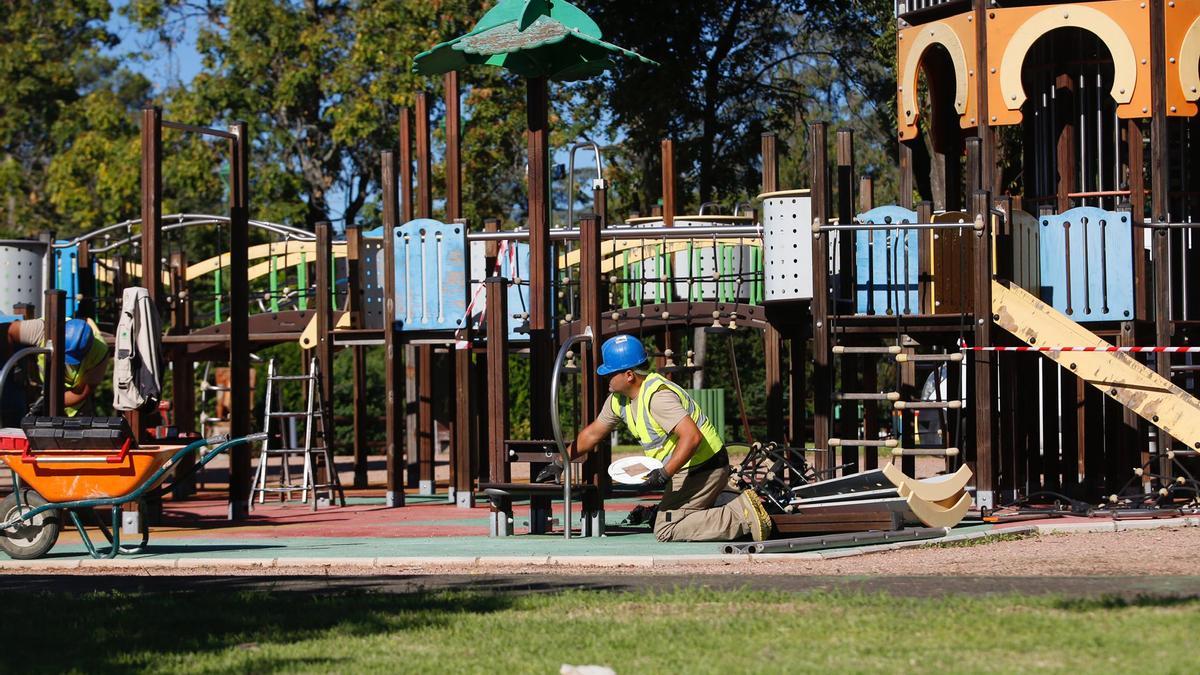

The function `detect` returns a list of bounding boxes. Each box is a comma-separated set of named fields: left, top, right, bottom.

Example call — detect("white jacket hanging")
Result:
left=112, top=287, right=164, bottom=411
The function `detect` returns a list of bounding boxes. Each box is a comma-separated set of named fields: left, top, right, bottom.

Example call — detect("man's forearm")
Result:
left=663, top=439, right=698, bottom=476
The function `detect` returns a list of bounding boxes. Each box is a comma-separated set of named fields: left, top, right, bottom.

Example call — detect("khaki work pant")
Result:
left=652, top=462, right=755, bottom=542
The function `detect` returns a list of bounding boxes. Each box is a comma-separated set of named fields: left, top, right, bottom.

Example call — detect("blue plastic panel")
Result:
left=1038, top=208, right=1133, bottom=322
left=393, top=219, right=468, bottom=332
left=500, top=242, right=532, bottom=341
left=53, top=242, right=79, bottom=318
left=854, top=206, right=919, bottom=315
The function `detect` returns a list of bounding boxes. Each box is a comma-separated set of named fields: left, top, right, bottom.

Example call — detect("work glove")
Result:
left=534, top=458, right=564, bottom=484
left=638, top=468, right=669, bottom=493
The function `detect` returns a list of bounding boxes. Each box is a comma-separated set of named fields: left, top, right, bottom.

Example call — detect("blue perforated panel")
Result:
left=393, top=219, right=468, bottom=332
left=1038, top=208, right=1133, bottom=322
left=854, top=206, right=919, bottom=315
left=500, top=242, right=532, bottom=342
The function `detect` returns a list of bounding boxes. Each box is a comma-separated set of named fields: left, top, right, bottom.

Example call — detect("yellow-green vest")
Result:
left=610, top=372, right=723, bottom=468
left=38, top=319, right=108, bottom=416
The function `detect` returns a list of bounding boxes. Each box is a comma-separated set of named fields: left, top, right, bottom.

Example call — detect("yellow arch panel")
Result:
left=897, top=14, right=977, bottom=142
left=986, top=2, right=1150, bottom=126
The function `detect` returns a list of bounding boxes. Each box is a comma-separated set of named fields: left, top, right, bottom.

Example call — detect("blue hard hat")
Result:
left=596, top=334, right=648, bottom=376
left=63, top=319, right=93, bottom=366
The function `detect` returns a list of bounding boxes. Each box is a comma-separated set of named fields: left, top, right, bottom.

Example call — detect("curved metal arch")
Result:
left=998, top=5, right=1138, bottom=113
left=899, top=22, right=969, bottom=131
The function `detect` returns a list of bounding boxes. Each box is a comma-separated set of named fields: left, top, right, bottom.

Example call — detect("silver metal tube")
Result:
left=566, top=142, right=604, bottom=229
left=550, top=326, right=593, bottom=540
left=820, top=222, right=976, bottom=233
left=57, top=213, right=315, bottom=249
left=467, top=225, right=764, bottom=242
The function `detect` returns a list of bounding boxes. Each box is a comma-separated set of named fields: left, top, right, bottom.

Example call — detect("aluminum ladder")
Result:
left=249, top=357, right=345, bottom=510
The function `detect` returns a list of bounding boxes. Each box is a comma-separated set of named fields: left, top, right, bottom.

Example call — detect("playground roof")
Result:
left=412, top=0, right=657, bottom=81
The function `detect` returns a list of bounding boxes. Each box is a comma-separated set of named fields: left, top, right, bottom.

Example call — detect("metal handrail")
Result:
left=468, top=224, right=763, bottom=243
left=566, top=143, right=605, bottom=229
left=55, top=214, right=317, bottom=250
left=817, top=219, right=982, bottom=233
left=550, top=326, right=593, bottom=541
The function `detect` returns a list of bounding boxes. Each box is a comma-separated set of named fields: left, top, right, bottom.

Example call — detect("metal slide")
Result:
left=991, top=281, right=1200, bottom=450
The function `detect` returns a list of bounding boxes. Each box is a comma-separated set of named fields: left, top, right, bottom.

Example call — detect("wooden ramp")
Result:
left=992, top=280, right=1200, bottom=450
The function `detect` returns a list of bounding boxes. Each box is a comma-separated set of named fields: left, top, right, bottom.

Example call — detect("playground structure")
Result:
left=3, top=0, right=1200, bottom=540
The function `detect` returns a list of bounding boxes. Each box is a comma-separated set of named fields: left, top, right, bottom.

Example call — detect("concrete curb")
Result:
left=0, top=519, right=1191, bottom=572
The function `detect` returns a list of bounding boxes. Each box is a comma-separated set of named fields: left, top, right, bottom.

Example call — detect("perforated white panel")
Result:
left=761, top=192, right=813, bottom=302
left=0, top=241, right=46, bottom=316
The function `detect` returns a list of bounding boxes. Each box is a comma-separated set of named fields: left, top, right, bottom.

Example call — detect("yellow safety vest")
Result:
left=610, top=372, right=723, bottom=468
left=37, top=318, right=108, bottom=416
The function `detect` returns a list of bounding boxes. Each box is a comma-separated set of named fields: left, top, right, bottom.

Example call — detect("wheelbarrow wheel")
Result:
left=0, top=489, right=61, bottom=560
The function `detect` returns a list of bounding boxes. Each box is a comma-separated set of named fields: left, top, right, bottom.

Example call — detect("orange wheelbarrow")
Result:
left=0, top=433, right=266, bottom=560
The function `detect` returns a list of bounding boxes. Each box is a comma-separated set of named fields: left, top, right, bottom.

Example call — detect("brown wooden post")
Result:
left=1150, top=0, right=1175, bottom=472
left=971, top=189, right=997, bottom=507
left=485, top=277, right=510, bottom=483
left=345, top=226, right=369, bottom=488
left=416, top=346, right=434, bottom=495
left=1054, top=73, right=1078, bottom=214
left=413, top=91, right=436, bottom=493
left=315, top=222, right=336, bottom=493
left=916, top=199, right=935, bottom=317
left=661, top=139, right=676, bottom=228
left=810, top=123, right=831, bottom=472
left=1127, top=121, right=1149, bottom=320
left=444, top=71, right=473, bottom=506
left=445, top=73, right=462, bottom=221
left=836, top=130, right=856, bottom=313
left=45, top=289, right=65, bottom=417
left=381, top=150, right=405, bottom=507
left=762, top=133, right=786, bottom=443
left=170, top=250, right=197, bottom=499
left=835, top=129, right=858, bottom=473
left=227, top=121, right=251, bottom=521
left=415, top=92, right=432, bottom=220
left=973, top=0, right=997, bottom=194
left=579, top=214, right=606, bottom=491
left=859, top=176, right=878, bottom=469
left=398, top=108, right=417, bottom=490
left=399, top=108, right=414, bottom=224
left=75, top=241, right=94, bottom=320
left=899, top=142, right=915, bottom=210
left=141, top=107, right=163, bottom=312
left=527, top=76, right=553, bottom=441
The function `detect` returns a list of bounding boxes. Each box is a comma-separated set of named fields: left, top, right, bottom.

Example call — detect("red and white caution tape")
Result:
left=956, top=341, right=1200, bottom=354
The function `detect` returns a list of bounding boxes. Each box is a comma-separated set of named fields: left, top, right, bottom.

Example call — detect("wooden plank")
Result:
left=993, top=281, right=1200, bottom=452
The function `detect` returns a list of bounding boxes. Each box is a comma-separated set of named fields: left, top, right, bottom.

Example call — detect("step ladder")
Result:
left=250, top=357, right=346, bottom=511
left=829, top=343, right=964, bottom=466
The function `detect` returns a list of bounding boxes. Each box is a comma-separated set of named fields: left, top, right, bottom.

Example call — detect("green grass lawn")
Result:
left=4, top=587, right=1198, bottom=673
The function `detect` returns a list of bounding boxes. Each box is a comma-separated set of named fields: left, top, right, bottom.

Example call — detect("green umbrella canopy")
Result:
left=412, top=0, right=658, bottom=81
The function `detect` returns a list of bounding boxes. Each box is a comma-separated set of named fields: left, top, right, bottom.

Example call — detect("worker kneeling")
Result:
left=537, top=334, right=772, bottom=542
